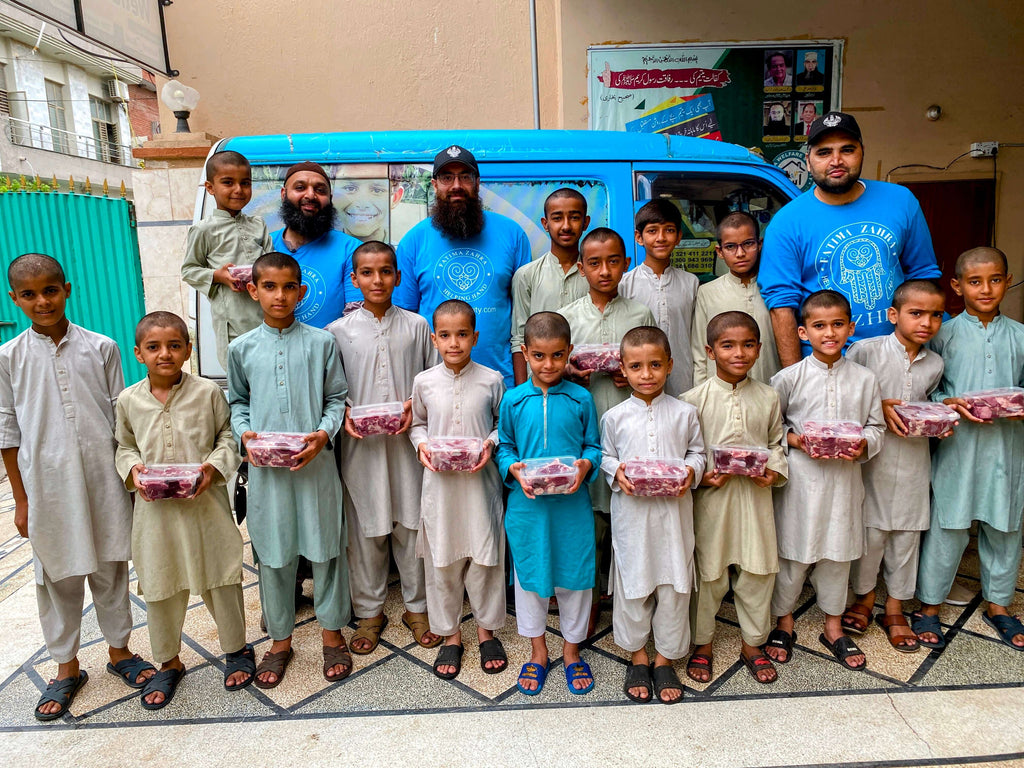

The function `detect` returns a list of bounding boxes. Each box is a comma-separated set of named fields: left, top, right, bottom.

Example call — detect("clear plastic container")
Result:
left=350, top=401, right=405, bottom=437
left=136, top=463, right=203, bottom=500
left=569, top=343, right=621, bottom=374
left=893, top=402, right=959, bottom=437
left=227, top=264, right=253, bottom=291
left=428, top=436, right=484, bottom=472
left=711, top=445, right=770, bottom=477
left=623, top=456, right=689, bottom=496
left=802, top=420, right=864, bottom=459
left=520, top=456, right=577, bottom=495
left=960, top=387, right=1024, bottom=420
left=247, top=432, right=308, bottom=468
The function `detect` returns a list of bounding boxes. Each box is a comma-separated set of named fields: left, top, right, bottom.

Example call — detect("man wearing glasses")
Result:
left=395, top=146, right=532, bottom=386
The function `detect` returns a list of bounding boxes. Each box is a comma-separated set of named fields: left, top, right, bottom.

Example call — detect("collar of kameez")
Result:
left=723, top=271, right=757, bottom=289
left=147, top=371, right=189, bottom=406
left=441, top=359, right=475, bottom=378
left=527, top=376, right=569, bottom=394
left=628, top=391, right=666, bottom=407
left=357, top=304, right=395, bottom=322
left=544, top=251, right=580, bottom=274
left=29, top=321, right=75, bottom=348
left=638, top=261, right=672, bottom=283
left=805, top=353, right=845, bottom=371
left=587, top=293, right=621, bottom=312
left=962, top=311, right=1002, bottom=327
left=261, top=319, right=299, bottom=335
left=711, top=373, right=750, bottom=391
left=210, top=208, right=238, bottom=220
left=885, top=331, right=929, bottom=362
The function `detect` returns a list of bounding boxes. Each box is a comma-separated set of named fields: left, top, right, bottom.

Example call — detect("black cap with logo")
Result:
left=806, top=111, right=863, bottom=146
left=433, top=145, right=479, bottom=177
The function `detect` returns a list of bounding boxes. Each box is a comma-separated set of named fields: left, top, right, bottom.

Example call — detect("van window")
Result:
left=634, top=171, right=791, bottom=279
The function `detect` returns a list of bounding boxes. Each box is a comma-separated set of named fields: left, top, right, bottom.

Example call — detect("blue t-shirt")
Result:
left=270, top=228, right=362, bottom=329
left=394, top=211, right=531, bottom=386
left=759, top=180, right=939, bottom=350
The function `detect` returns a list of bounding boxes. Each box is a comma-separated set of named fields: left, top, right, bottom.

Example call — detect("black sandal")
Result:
left=433, top=644, right=464, bottom=679
left=479, top=638, right=508, bottom=674
left=623, top=663, right=652, bottom=703
left=762, top=628, right=796, bottom=664
left=140, top=666, right=186, bottom=711
left=34, top=671, right=88, bottom=721
left=224, top=644, right=256, bottom=690
left=652, top=664, right=684, bottom=704
left=818, top=633, right=866, bottom=671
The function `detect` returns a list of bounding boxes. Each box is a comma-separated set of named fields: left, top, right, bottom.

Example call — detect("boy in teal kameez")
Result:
left=914, top=248, right=1024, bottom=651
left=227, top=251, right=352, bottom=687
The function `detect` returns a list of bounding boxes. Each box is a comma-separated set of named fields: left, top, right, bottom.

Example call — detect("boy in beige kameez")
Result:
left=0, top=253, right=154, bottom=721
left=690, top=212, right=780, bottom=386
left=682, top=311, right=787, bottom=686
left=116, top=312, right=251, bottom=710
left=766, top=290, right=884, bottom=671
left=181, top=150, right=273, bottom=368
left=327, top=241, right=440, bottom=655
left=410, top=300, right=507, bottom=679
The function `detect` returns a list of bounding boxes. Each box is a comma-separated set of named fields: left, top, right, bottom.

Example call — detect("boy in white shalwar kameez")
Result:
left=0, top=253, right=154, bottom=721
left=844, top=280, right=948, bottom=654
left=410, top=300, right=507, bottom=680
left=327, top=241, right=440, bottom=655
left=601, top=326, right=704, bottom=704
left=767, top=291, right=884, bottom=672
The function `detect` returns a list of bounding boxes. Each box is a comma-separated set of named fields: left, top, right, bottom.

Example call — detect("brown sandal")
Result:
left=253, top=648, right=293, bottom=689
left=840, top=603, right=873, bottom=635
left=403, top=611, right=442, bottom=648
left=877, top=613, right=920, bottom=653
left=350, top=615, right=388, bottom=655
left=323, top=640, right=353, bottom=681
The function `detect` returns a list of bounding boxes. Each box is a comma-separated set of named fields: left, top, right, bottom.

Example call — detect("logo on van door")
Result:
left=433, top=248, right=494, bottom=302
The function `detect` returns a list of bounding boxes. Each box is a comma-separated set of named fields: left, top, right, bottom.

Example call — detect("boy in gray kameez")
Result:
left=0, top=253, right=154, bottom=720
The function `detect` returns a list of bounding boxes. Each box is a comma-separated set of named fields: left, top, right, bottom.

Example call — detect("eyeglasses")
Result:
left=719, top=239, right=759, bottom=255
left=435, top=172, right=478, bottom=186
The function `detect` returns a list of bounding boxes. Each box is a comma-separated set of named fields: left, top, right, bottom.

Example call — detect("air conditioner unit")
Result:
left=105, top=79, right=129, bottom=103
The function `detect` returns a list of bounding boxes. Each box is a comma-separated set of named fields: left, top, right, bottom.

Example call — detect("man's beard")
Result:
left=431, top=194, right=485, bottom=240
left=280, top=197, right=337, bottom=240
left=811, top=164, right=862, bottom=196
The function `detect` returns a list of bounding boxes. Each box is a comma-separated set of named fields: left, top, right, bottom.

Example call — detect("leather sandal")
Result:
left=350, top=615, right=388, bottom=655
left=323, top=640, right=353, bottom=682
left=840, top=603, right=873, bottom=635
left=403, top=611, right=442, bottom=648
left=877, top=613, right=920, bottom=653
left=253, top=648, right=293, bottom=689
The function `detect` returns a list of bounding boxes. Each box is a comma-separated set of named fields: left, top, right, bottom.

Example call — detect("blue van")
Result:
left=192, top=129, right=800, bottom=376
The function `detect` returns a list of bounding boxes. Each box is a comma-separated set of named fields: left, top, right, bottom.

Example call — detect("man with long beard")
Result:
left=395, top=146, right=531, bottom=386
left=270, top=161, right=363, bottom=328
left=759, top=112, right=940, bottom=366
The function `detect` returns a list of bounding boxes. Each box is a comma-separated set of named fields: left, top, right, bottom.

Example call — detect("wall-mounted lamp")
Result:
left=160, top=80, right=201, bottom=133
left=925, top=105, right=942, bottom=121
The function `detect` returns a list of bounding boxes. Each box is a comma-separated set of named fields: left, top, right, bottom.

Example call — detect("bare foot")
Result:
left=143, top=658, right=184, bottom=707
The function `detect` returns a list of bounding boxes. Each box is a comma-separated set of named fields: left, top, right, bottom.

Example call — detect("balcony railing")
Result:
left=2, top=116, right=135, bottom=168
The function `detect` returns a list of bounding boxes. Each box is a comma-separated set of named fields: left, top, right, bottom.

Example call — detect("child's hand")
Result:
left=240, top=431, right=258, bottom=461
left=213, top=264, right=245, bottom=291
left=13, top=497, right=28, bottom=538
left=788, top=432, right=807, bottom=454
left=469, top=441, right=493, bottom=473
left=131, top=464, right=153, bottom=502
left=614, top=463, right=636, bottom=495
left=750, top=468, right=779, bottom=488
left=839, top=438, right=867, bottom=461
left=191, top=463, right=217, bottom=498
left=565, top=362, right=592, bottom=386
left=567, top=458, right=592, bottom=494
left=882, top=399, right=908, bottom=437
left=609, top=370, right=630, bottom=388
left=417, top=443, right=437, bottom=472
left=509, top=462, right=536, bottom=500
left=675, top=466, right=696, bottom=496
left=700, top=469, right=729, bottom=488
left=396, top=400, right=413, bottom=435
left=291, top=430, right=328, bottom=470
left=944, top=397, right=988, bottom=424
left=343, top=406, right=363, bottom=440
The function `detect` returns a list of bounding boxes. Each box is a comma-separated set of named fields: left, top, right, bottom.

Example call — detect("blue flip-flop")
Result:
left=516, top=661, right=548, bottom=695
left=982, top=613, right=1024, bottom=652
left=564, top=660, right=594, bottom=695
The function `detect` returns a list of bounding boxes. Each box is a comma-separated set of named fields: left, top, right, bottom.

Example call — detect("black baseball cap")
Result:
left=806, top=111, right=863, bottom=146
left=433, top=145, right=479, bottom=177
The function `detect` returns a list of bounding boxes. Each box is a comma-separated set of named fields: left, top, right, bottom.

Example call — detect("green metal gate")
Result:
left=0, top=191, right=146, bottom=383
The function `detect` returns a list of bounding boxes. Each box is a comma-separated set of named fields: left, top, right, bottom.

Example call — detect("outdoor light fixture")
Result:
left=160, top=80, right=201, bottom=133
left=925, top=105, right=942, bottom=121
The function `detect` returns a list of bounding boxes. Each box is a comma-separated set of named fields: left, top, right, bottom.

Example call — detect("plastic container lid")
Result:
left=802, top=420, right=864, bottom=438
left=246, top=432, right=308, bottom=468
left=623, top=456, right=688, bottom=479
left=427, top=436, right=484, bottom=472
left=521, top=456, right=577, bottom=495
left=350, top=400, right=405, bottom=436
left=710, top=445, right=770, bottom=476
left=960, top=387, right=1024, bottom=418
left=136, top=463, right=204, bottom=499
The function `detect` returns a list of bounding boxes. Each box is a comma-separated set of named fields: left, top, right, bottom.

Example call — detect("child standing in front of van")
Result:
left=620, top=198, right=699, bottom=396
left=510, top=188, right=591, bottom=384
left=181, top=150, right=273, bottom=369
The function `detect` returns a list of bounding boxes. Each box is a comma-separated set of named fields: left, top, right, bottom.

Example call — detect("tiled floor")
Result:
left=2, top=480, right=1024, bottom=767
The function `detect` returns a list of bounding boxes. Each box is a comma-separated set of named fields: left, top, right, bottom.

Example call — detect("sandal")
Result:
left=762, top=628, right=797, bottom=664
left=224, top=644, right=256, bottom=690
left=433, top=644, right=464, bottom=679
left=106, top=654, right=156, bottom=689
left=140, top=666, right=186, bottom=711
left=877, top=614, right=920, bottom=653
left=623, top=663, right=652, bottom=703
left=741, top=650, right=778, bottom=684
left=685, top=653, right=713, bottom=683
left=818, top=633, right=866, bottom=671
left=652, top=664, right=684, bottom=704
left=982, top=612, right=1024, bottom=652
left=350, top=615, right=388, bottom=655
left=253, top=648, right=293, bottom=689
left=323, top=640, right=353, bottom=681
left=516, top=661, right=548, bottom=695
left=840, top=603, right=873, bottom=635
left=34, top=671, right=88, bottom=721
left=479, top=638, right=508, bottom=674
left=403, top=611, right=442, bottom=648
left=565, top=660, right=594, bottom=695
left=909, top=611, right=946, bottom=649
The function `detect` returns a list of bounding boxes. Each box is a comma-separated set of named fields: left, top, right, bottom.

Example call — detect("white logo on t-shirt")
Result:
left=815, top=222, right=900, bottom=312
left=296, top=266, right=326, bottom=322
left=433, top=248, right=494, bottom=303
